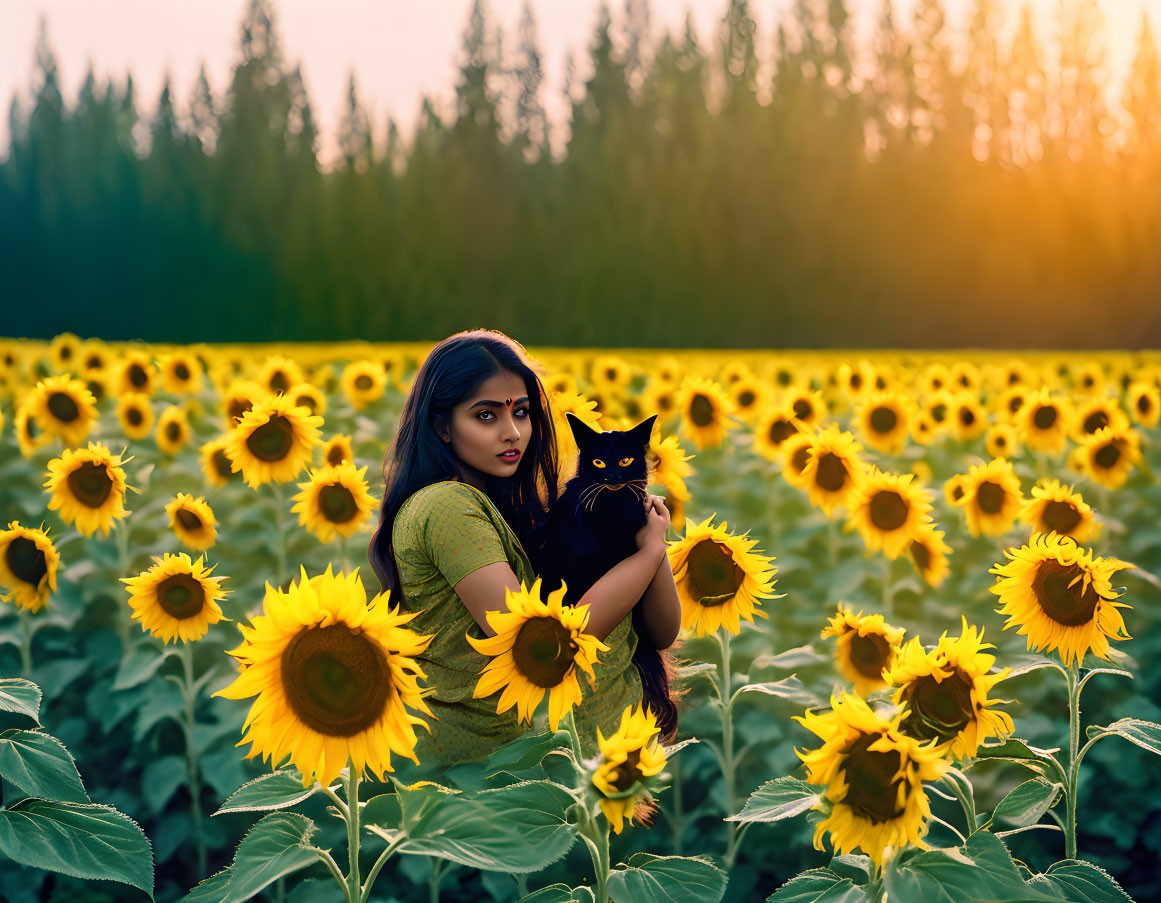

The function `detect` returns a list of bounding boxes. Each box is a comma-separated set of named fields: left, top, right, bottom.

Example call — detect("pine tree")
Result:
left=1126, top=11, right=1161, bottom=151
left=717, top=0, right=759, bottom=113
left=513, top=0, right=547, bottom=161
left=187, top=63, right=218, bottom=154
left=338, top=72, right=373, bottom=172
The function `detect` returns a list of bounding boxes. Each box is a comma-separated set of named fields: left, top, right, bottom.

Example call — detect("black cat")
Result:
left=528, top=412, right=679, bottom=739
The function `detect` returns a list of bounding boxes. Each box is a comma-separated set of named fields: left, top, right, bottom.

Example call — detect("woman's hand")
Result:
left=634, top=493, right=672, bottom=559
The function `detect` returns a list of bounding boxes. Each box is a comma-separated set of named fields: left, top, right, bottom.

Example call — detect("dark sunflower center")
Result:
left=959, top=407, right=975, bottom=426
left=176, top=507, right=204, bottom=531
left=213, top=449, right=235, bottom=478
left=1008, top=395, right=1025, bottom=414
left=689, top=394, right=715, bottom=427
left=790, top=445, right=811, bottom=474
left=1042, top=500, right=1081, bottom=535
left=869, top=490, right=908, bottom=531
left=1033, top=406, right=1057, bottom=430
left=768, top=419, right=796, bottom=445
left=129, top=363, right=148, bottom=388
left=605, top=367, right=617, bottom=381
left=85, top=354, right=103, bottom=369
left=993, top=434, right=1008, bottom=448
left=175, top=362, right=191, bottom=381
left=815, top=452, right=848, bottom=493
left=354, top=374, right=373, bottom=391
left=850, top=374, right=864, bottom=390
left=295, top=394, right=318, bottom=414
left=737, top=390, right=755, bottom=408
left=6, top=536, right=47, bottom=586
left=87, top=380, right=104, bottom=401
left=270, top=371, right=290, bottom=393
left=901, top=670, right=974, bottom=742
left=1138, top=396, right=1152, bottom=415
left=165, top=421, right=182, bottom=442
left=869, top=406, right=897, bottom=434
left=847, top=631, right=892, bottom=680
left=931, top=403, right=947, bottom=423
left=47, top=391, right=80, bottom=423
left=512, top=616, right=577, bottom=688
left=1083, top=411, right=1108, bottom=434
left=777, top=370, right=792, bottom=386
left=976, top=481, right=1005, bottom=514
left=910, top=540, right=931, bottom=573
left=1094, top=443, right=1121, bottom=470
left=685, top=539, right=744, bottom=606
left=67, top=461, right=113, bottom=508
left=127, top=407, right=144, bottom=426
left=793, top=399, right=812, bottom=421
left=951, top=484, right=965, bottom=502
left=1034, top=561, right=1100, bottom=626
left=228, top=399, right=253, bottom=422
left=246, top=415, right=295, bottom=462
left=319, top=484, right=358, bottom=523
left=327, top=445, right=347, bottom=466
left=842, top=733, right=905, bottom=824
left=281, top=623, right=390, bottom=736
left=156, top=573, right=206, bottom=620
left=609, top=748, right=644, bottom=793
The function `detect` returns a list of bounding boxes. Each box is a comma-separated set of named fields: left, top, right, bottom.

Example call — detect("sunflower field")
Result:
left=1, top=334, right=1160, bottom=903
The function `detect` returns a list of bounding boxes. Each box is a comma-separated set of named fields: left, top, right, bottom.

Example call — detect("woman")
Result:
left=368, top=329, right=681, bottom=764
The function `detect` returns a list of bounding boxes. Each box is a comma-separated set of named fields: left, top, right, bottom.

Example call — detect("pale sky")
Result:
left=2, top=0, right=1158, bottom=166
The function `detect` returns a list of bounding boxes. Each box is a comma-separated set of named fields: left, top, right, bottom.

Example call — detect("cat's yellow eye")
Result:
left=619, top=457, right=634, bottom=467
left=592, top=459, right=606, bottom=469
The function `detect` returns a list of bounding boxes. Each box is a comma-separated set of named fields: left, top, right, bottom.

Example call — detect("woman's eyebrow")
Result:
left=469, top=396, right=530, bottom=409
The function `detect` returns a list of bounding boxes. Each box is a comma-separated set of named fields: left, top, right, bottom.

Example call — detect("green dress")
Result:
left=391, top=480, right=642, bottom=764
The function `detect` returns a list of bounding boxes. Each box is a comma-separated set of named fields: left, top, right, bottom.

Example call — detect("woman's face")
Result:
left=435, top=370, right=532, bottom=489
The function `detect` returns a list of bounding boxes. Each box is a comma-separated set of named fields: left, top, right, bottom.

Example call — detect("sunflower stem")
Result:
left=115, top=513, right=132, bottom=650
left=827, top=515, right=839, bottom=570
left=716, top=629, right=739, bottom=868
left=1065, top=660, right=1082, bottom=860
left=339, top=534, right=351, bottom=573
left=272, top=481, right=288, bottom=588
left=670, top=751, right=684, bottom=854
left=578, top=816, right=611, bottom=903
left=18, top=608, right=32, bottom=676
left=344, top=764, right=362, bottom=903
left=880, top=557, right=895, bottom=620
left=179, top=642, right=207, bottom=880
left=944, top=772, right=977, bottom=835
left=428, top=858, right=448, bottom=903
left=361, top=834, right=406, bottom=902
left=563, top=707, right=585, bottom=766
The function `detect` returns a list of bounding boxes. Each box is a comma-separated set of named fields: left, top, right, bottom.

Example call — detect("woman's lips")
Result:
left=498, top=449, right=521, bottom=461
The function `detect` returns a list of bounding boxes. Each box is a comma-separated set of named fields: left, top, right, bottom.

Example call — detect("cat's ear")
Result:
left=566, top=412, right=602, bottom=446
left=628, top=414, right=658, bottom=448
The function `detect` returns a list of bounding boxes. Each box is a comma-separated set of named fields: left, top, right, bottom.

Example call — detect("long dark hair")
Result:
left=368, top=329, right=560, bottom=597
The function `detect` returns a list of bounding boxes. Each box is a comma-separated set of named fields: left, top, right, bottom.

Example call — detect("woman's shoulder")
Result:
left=397, top=481, right=493, bottom=528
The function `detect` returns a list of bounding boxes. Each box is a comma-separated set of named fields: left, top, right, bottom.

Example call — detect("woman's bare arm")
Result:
left=635, top=554, right=681, bottom=649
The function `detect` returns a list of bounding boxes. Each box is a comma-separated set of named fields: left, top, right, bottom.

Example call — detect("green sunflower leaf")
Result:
left=112, top=644, right=172, bottom=691
left=0, top=677, right=42, bottom=722
left=223, top=812, right=327, bottom=903
left=516, top=884, right=597, bottom=903
left=730, top=675, right=821, bottom=710
left=992, top=779, right=1062, bottom=828
left=485, top=729, right=564, bottom=776
left=0, top=729, right=89, bottom=803
left=1086, top=718, right=1161, bottom=756
left=214, top=769, right=320, bottom=816
left=0, top=799, right=154, bottom=900
left=181, top=869, right=233, bottom=903
left=766, top=868, right=870, bottom=902
left=606, top=853, right=727, bottom=903
left=726, top=777, right=821, bottom=823
left=1026, top=860, right=1133, bottom=903
left=752, top=645, right=828, bottom=670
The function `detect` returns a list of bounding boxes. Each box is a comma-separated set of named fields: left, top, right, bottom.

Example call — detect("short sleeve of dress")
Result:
left=420, top=482, right=512, bottom=589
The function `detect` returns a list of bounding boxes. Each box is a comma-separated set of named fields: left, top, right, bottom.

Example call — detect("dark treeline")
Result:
left=3, top=0, right=1161, bottom=348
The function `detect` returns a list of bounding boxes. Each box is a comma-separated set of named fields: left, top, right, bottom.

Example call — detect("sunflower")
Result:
left=728, top=377, right=772, bottom=424
left=0, top=522, right=60, bottom=613
left=752, top=403, right=805, bottom=462
left=1072, top=398, right=1128, bottom=443
left=14, top=400, right=51, bottom=458
left=651, top=356, right=682, bottom=388
left=998, top=360, right=1037, bottom=389
left=222, top=378, right=266, bottom=427
left=289, top=381, right=327, bottom=417
left=27, top=374, right=98, bottom=447
left=943, top=473, right=968, bottom=507
left=1072, top=361, right=1106, bottom=397
left=795, top=692, right=949, bottom=870
left=907, top=524, right=952, bottom=588
left=44, top=442, right=131, bottom=537
left=675, top=375, right=737, bottom=450
left=921, top=363, right=951, bottom=395
left=820, top=607, right=905, bottom=696
left=785, top=386, right=825, bottom=428
left=117, top=350, right=156, bottom=396
left=1018, top=388, right=1073, bottom=455
left=961, top=458, right=1024, bottom=537
left=256, top=355, right=306, bottom=397
left=985, top=423, right=1018, bottom=459
left=990, top=533, right=1134, bottom=667
left=322, top=433, right=354, bottom=467
left=114, top=392, right=153, bottom=441
left=291, top=462, right=377, bottom=542
left=1080, top=426, right=1140, bottom=490
left=589, top=355, right=634, bottom=397
left=889, top=621, right=1013, bottom=760
left=226, top=394, right=323, bottom=488
left=156, top=405, right=191, bottom=456
left=909, top=411, right=938, bottom=446
left=121, top=552, right=229, bottom=644
left=49, top=333, right=82, bottom=373
left=467, top=577, right=608, bottom=730
left=949, top=361, right=981, bottom=394
left=216, top=566, right=433, bottom=786
left=199, top=433, right=239, bottom=489
left=995, top=386, right=1030, bottom=423
left=340, top=360, right=387, bottom=410
left=647, top=433, right=694, bottom=502
left=165, top=493, right=218, bottom=550
left=948, top=394, right=987, bottom=442
left=1127, top=381, right=1160, bottom=428
left=846, top=469, right=933, bottom=559
left=591, top=704, right=668, bottom=835
left=545, top=371, right=579, bottom=397
left=159, top=352, right=204, bottom=394
left=1019, top=480, right=1099, bottom=543
left=923, top=390, right=954, bottom=430
left=801, top=426, right=868, bottom=516
left=666, top=515, right=780, bottom=636
left=837, top=361, right=874, bottom=400
left=856, top=392, right=912, bottom=455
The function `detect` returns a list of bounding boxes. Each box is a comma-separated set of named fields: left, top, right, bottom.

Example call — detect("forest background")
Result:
left=3, top=0, right=1160, bottom=349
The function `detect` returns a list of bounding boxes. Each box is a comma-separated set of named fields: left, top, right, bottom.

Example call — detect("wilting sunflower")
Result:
left=889, top=620, right=1013, bottom=759
left=1019, top=480, right=1099, bottom=543
left=675, top=375, right=737, bottom=450
left=156, top=405, right=191, bottom=456
left=780, top=432, right=816, bottom=490
left=289, top=381, right=327, bottom=417
left=1072, top=397, right=1128, bottom=443
left=44, top=442, right=131, bottom=537
left=291, top=462, right=376, bottom=542
left=165, top=493, right=218, bottom=551
left=1080, top=426, right=1140, bottom=490
left=591, top=704, right=668, bottom=835
left=666, top=515, right=779, bottom=636
left=802, top=426, right=868, bottom=516
left=256, top=355, right=307, bottom=397
left=856, top=392, right=912, bottom=455
left=985, top=423, right=1018, bottom=459
left=820, top=607, right=905, bottom=696
left=907, top=523, right=952, bottom=588
left=216, top=566, right=434, bottom=787
left=846, top=468, right=933, bottom=559
left=226, top=394, right=324, bottom=487
left=200, top=433, right=240, bottom=488
left=159, top=352, right=204, bottom=394
left=1127, top=381, right=1160, bottom=428
left=752, top=403, right=804, bottom=462
left=121, top=552, right=229, bottom=644
left=340, top=360, right=387, bottom=409
left=117, top=392, right=155, bottom=440
left=222, top=378, right=266, bottom=427
left=948, top=394, right=987, bottom=442
left=27, top=374, right=99, bottom=447
left=468, top=577, right=608, bottom=730
left=1018, top=388, right=1073, bottom=455
left=116, top=350, right=156, bottom=396
left=961, top=458, right=1024, bottom=537
left=990, top=533, right=1134, bottom=667
left=0, top=522, right=60, bottom=613
left=795, top=692, right=949, bottom=870
left=322, top=433, right=354, bottom=467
